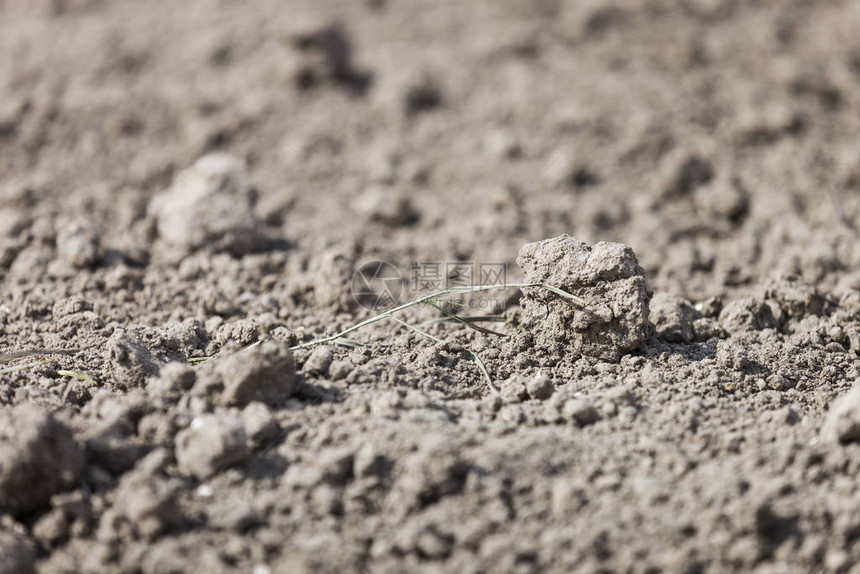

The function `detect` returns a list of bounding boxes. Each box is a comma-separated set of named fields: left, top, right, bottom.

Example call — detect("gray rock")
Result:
left=0, top=405, right=84, bottom=517
left=516, top=235, right=652, bottom=361
left=175, top=415, right=250, bottom=480
left=0, top=529, right=35, bottom=574
left=148, top=153, right=264, bottom=256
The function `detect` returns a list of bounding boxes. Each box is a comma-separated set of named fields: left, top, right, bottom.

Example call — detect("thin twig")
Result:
left=0, top=359, right=52, bottom=375
left=391, top=314, right=497, bottom=392
left=0, top=346, right=93, bottom=365
left=391, top=315, right=442, bottom=343
left=424, top=299, right=510, bottom=338
left=289, top=282, right=585, bottom=351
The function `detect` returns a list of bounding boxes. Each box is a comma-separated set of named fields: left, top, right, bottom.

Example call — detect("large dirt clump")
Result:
left=516, top=234, right=652, bottom=361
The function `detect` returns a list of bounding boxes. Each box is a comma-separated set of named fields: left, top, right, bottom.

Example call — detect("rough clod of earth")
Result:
left=821, top=384, right=860, bottom=444
left=289, top=22, right=371, bottom=94
left=0, top=529, right=35, bottom=574
left=196, top=340, right=297, bottom=407
left=314, top=250, right=356, bottom=311
left=719, top=297, right=779, bottom=333
left=526, top=373, right=555, bottom=401
left=303, top=345, right=333, bottom=376
left=104, top=329, right=161, bottom=388
left=0, top=405, right=84, bottom=517
left=56, top=218, right=100, bottom=269
left=175, top=415, right=250, bottom=480
left=516, top=234, right=652, bottom=361
left=110, top=450, right=185, bottom=540
left=650, top=292, right=701, bottom=343
left=148, top=153, right=264, bottom=257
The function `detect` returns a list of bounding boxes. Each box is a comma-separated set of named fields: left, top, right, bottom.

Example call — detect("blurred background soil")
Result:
left=1, top=1, right=860, bottom=572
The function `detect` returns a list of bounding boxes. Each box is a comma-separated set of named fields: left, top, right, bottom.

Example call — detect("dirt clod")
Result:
left=4, top=2, right=860, bottom=571
left=241, top=402, right=280, bottom=449
left=0, top=529, right=35, bottom=574
left=303, top=345, right=333, bottom=376
left=175, top=415, right=250, bottom=480
left=56, top=218, right=100, bottom=269
left=650, top=292, right=701, bottom=343
left=403, top=76, right=444, bottom=116
left=0, top=405, right=84, bottom=517
left=526, top=373, right=554, bottom=401
left=199, top=340, right=297, bottom=407
left=822, top=384, right=860, bottom=444
left=104, top=329, right=161, bottom=388
left=516, top=235, right=652, bottom=361
left=148, top=154, right=264, bottom=258
left=719, top=297, right=779, bottom=333
left=562, top=398, right=601, bottom=427
left=290, top=22, right=371, bottom=95
left=109, top=450, right=184, bottom=540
